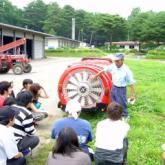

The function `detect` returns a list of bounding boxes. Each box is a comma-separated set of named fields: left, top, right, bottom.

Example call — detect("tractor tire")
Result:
left=0, top=62, right=10, bottom=74
left=13, top=63, right=23, bottom=75
left=23, top=63, right=32, bottom=73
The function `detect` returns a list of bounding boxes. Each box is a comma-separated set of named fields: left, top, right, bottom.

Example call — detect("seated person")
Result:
left=12, top=91, right=39, bottom=152
left=29, top=83, right=48, bottom=122
left=46, top=127, right=91, bottom=165
left=95, top=102, right=130, bottom=165
left=0, top=81, right=13, bottom=108
left=21, top=79, right=33, bottom=92
left=0, top=106, right=26, bottom=165
left=3, top=96, right=16, bottom=106
left=9, top=81, right=15, bottom=98
left=51, top=99, right=93, bottom=160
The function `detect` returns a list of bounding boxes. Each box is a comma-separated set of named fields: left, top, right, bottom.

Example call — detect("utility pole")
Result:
left=72, top=18, right=75, bottom=40
left=89, top=31, right=93, bottom=46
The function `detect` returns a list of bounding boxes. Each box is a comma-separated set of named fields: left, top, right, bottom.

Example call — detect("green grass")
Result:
left=28, top=59, right=165, bottom=165
left=45, top=48, right=106, bottom=57
left=146, top=54, right=165, bottom=60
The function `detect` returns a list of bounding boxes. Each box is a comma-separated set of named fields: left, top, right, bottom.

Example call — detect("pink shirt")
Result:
left=0, top=95, right=5, bottom=108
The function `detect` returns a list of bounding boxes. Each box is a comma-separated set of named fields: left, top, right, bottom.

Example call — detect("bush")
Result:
left=45, top=48, right=106, bottom=57
left=46, top=48, right=103, bottom=53
left=148, top=50, right=165, bottom=56
left=140, top=42, right=158, bottom=50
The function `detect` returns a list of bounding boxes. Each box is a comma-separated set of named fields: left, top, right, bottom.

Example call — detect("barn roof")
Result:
left=0, top=22, right=52, bottom=37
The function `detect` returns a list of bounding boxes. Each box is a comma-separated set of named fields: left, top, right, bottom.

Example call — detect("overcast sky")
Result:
left=9, top=0, right=165, bottom=18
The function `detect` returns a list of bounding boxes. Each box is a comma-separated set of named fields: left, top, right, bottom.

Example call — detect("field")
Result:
left=27, top=59, right=165, bottom=165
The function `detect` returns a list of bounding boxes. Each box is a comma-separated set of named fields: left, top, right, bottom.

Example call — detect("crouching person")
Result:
left=12, top=91, right=39, bottom=153
left=51, top=100, right=94, bottom=161
left=46, top=127, right=91, bottom=165
left=0, top=106, right=26, bottom=165
left=95, top=102, right=130, bottom=165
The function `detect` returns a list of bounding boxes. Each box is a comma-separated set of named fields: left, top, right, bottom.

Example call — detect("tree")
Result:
left=98, top=14, right=127, bottom=47
left=59, top=5, right=75, bottom=38
left=127, top=10, right=165, bottom=43
left=23, top=0, right=47, bottom=31
left=42, top=2, right=61, bottom=34
left=0, top=0, right=24, bottom=26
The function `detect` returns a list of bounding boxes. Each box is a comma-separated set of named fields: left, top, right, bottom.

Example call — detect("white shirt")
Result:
left=0, top=124, right=19, bottom=165
left=104, top=63, right=135, bottom=87
left=95, top=119, right=130, bottom=150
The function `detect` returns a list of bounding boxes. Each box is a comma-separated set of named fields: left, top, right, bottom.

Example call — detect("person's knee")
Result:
left=30, top=136, right=40, bottom=149
left=7, top=157, right=26, bottom=165
left=18, top=157, right=26, bottom=165
left=33, top=136, right=40, bottom=146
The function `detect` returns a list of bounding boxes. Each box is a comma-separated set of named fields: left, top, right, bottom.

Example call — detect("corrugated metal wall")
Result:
left=33, top=36, right=44, bottom=59
left=1, top=28, right=45, bottom=59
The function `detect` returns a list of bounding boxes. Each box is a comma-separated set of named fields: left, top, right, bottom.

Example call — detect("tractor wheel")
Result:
left=13, top=63, right=23, bottom=75
left=0, top=62, right=10, bottom=74
left=23, top=63, right=32, bottom=73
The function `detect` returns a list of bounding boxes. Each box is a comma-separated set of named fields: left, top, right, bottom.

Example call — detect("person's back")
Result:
left=95, top=119, right=129, bottom=151
left=0, top=106, right=26, bottom=165
left=0, top=123, right=17, bottom=164
left=47, top=151, right=90, bottom=165
left=47, top=127, right=91, bottom=165
left=51, top=117, right=92, bottom=153
left=12, top=91, right=39, bottom=152
left=51, top=100, right=92, bottom=155
left=95, top=102, right=130, bottom=165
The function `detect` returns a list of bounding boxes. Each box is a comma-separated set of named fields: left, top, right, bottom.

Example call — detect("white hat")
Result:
left=65, top=100, right=81, bottom=119
left=113, top=53, right=124, bottom=61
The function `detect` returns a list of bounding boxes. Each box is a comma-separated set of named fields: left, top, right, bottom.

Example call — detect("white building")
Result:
left=0, top=23, right=52, bottom=59
left=111, top=41, right=140, bottom=51
left=45, top=36, right=80, bottom=49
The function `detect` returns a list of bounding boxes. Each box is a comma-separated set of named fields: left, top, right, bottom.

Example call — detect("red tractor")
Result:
left=0, top=38, right=32, bottom=75
left=58, top=57, right=113, bottom=112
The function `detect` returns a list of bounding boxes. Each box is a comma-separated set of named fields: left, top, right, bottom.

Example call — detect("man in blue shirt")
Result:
left=51, top=100, right=93, bottom=158
left=92, top=53, right=135, bottom=117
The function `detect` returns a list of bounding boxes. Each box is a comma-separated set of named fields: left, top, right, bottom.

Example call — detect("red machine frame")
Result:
left=58, top=57, right=113, bottom=111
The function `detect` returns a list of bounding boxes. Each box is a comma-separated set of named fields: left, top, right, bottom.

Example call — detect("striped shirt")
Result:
left=12, top=105, right=36, bottom=143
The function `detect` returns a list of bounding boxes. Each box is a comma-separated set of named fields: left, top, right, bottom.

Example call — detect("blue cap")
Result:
left=0, top=106, right=18, bottom=120
left=113, top=53, right=124, bottom=60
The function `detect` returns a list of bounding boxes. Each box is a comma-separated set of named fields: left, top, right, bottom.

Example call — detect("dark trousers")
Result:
left=17, top=135, right=39, bottom=151
left=110, top=85, right=128, bottom=116
left=95, top=162, right=122, bottom=165
left=7, top=157, right=26, bottom=165
left=95, top=138, right=128, bottom=165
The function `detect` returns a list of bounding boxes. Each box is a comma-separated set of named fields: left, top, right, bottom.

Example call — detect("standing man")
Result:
left=92, top=53, right=135, bottom=117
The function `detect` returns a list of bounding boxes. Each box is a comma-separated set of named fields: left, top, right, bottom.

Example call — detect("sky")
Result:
left=9, top=0, right=165, bottom=18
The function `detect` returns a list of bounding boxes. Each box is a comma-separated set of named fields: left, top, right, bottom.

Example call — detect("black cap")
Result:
left=0, top=106, right=18, bottom=120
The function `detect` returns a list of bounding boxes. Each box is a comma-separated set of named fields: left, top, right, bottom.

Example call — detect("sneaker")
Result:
left=22, top=148, right=31, bottom=156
